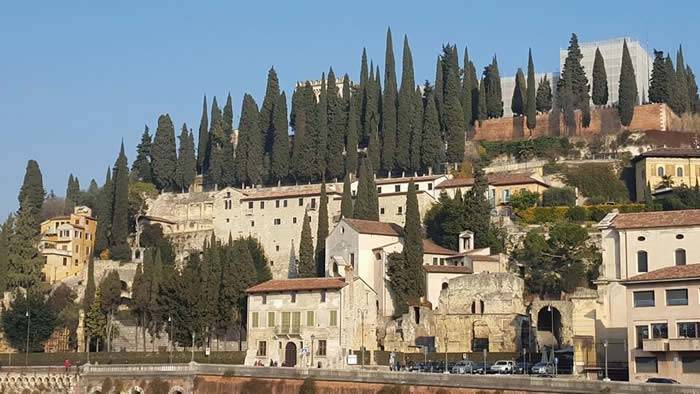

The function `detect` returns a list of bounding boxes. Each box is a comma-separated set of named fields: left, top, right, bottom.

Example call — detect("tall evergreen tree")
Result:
left=297, top=211, right=315, bottom=278
left=381, top=28, right=398, bottom=174
left=326, top=68, right=345, bottom=180
left=444, top=46, right=466, bottom=164
left=345, top=97, right=359, bottom=176
left=363, top=62, right=378, bottom=147
left=396, top=35, right=415, bottom=172
left=0, top=216, right=14, bottom=292
left=261, top=67, right=281, bottom=154
left=83, top=258, right=96, bottom=310
left=177, top=124, right=197, bottom=192
left=152, top=114, right=178, bottom=191
left=18, top=160, right=45, bottom=221
left=511, top=68, right=526, bottom=116
left=315, top=180, right=329, bottom=277
left=291, top=96, right=316, bottom=182
left=536, top=76, right=553, bottom=112
left=196, top=96, right=209, bottom=175
left=477, top=78, right=487, bottom=122
left=270, top=92, right=290, bottom=182
left=484, top=55, right=504, bottom=118
left=618, top=39, right=638, bottom=127
left=110, top=143, right=130, bottom=260
left=223, top=93, right=234, bottom=136
left=421, top=87, right=442, bottom=172
left=368, top=117, right=381, bottom=172
left=94, top=167, right=112, bottom=257
left=359, top=49, right=370, bottom=142
left=401, top=180, right=424, bottom=303
left=340, top=174, right=353, bottom=219
left=409, top=87, right=424, bottom=171
left=464, top=166, right=502, bottom=251
left=316, top=74, right=329, bottom=178
left=591, top=47, right=609, bottom=106
left=353, top=159, right=379, bottom=220
left=687, top=66, right=700, bottom=113
left=434, top=56, right=445, bottom=128
left=8, top=199, right=43, bottom=288
left=468, top=60, right=479, bottom=125
left=461, top=47, right=474, bottom=127
left=670, top=46, right=690, bottom=115
left=649, top=50, right=670, bottom=104
left=558, top=33, right=591, bottom=129
left=234, top=94, right=264, bottom=186
left=132, top=126, right=153, bottom=182
left=206, top=98, right=226, bottom=188
left=526, top=49, right=537, bottom=131
left=65, top=174, right=80, bottom=213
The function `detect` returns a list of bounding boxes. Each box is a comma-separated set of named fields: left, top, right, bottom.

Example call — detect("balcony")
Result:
left=642, top=338, right=669, bottom=352
left=670, top=338, right=700, bottom=351
left=274, top=325, right=301, bottom=337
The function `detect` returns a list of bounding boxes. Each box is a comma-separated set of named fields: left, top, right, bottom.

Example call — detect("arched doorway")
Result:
left=284, top=342, right=297, bottom=367
left=537, top=306, right=562, bottom=349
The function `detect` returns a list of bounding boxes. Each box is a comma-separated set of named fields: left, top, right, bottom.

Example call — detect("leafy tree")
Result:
left=535, top=75, right=553, bottom=113
left=591, top=48, right=609, bottom=106
left=235, top=94, right=264, bottom=186
left=196, top=96, right=209, bottom=175
left=110, top=143, right=131, bottom=261
left=83, top=258, right=96, bottom=312
left=424, top=191, right=466, bottom=251
left=48, top=283, right=79, bottom=349
left=421, top=86, right=442, bottom=172
left=483, top=55, right=503, bottom=118
left=297, top=211, right=315, bottom=278
left=18, top=160, right=45, bottom=221
left=444, top=45, right=467, bottom=164
left=510, top=190, right=540, bottom=211
left=85, top=287, right=107, bottom=350
left=354, top=159, right=379, bottom=221
left=396, top=35, right=415, bottom=172
left=463, top=167, right=503, bottom=252
left=340, top=174, right=353, bottom=218
left=152, top=114, right=178, bottom=191
left=526, top=49, right=537, bottom=130
left=132, top=126, right=153, bottom=182
left=299, top=377, right=317, bottom=394
left=94, top=167, right=112, bottom=257
left=244, top=236, right=273, bottom=283
left=1, top=290, right=57, bottom=352
left=669, top=46, right=690, bottom=115
left=127, top=181, right=158, bottom=234
left=618, top=40, right=638, bottom=127
left=8, top=199, right=43, bottom=288
left=563, top=163, right=629, bottom=203
left=315, top=180, right=329, bottom=276
left=130, top=262, right=148, bottom=351
left=270, top=91, right=290, bottom=182
left=381, top=28, right=398, bottom=174
left=177, top=124, right=197, bottom=192
left=542, top=187, right=577, bottom=207
left=511, top=68, right=526, bottom=116
left=99, top=270, right=121, bottom=351
left=649, top=50, right=670, bottom=104
left=345, top=96, right=359, bottom=176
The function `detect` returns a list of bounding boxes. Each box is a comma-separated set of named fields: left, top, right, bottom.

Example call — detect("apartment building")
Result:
left=632, top=148, right=700, bottom=201
left=435, top=172, right=550, bottom=205
left=39, top=206, right=96, bottom=283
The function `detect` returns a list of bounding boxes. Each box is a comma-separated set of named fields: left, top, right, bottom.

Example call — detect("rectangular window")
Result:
left=433, top=257, right=438, bottom=264
left=311, top=198, right=316, bottom=209
left=276, top=200, right=280, bottom=208
left=291, top=292, right=296, bottom=303
left=633, top=291, right=655, bottom=307
left=636, top=325, right=649, bottom=349
left=284, top=200, right=288, bottom=207
left=267, top=312, right=275, bottom=327
left=395, top=185, right=401, bottom=192
left=682, top=355, right=700, bottom=373
left=248, top=201, right=254, bottom=209
left=635, top=357, right=658, bottom=373
left=651, top=323, right=668, bottom=339
left=678, top=322, right=698, bottom=338
left=251, top=220, right=255, bottom=227
left=667, top=289, right=688, bottom=306
left=380, top=207, right=385, bottom=214
left=261, top=295, right=267, bottom=305
left=299, top=198, right=304, bottom=206
left=440, top=258, right=445, bottom=265
left=62, top=257, right=67, bottom=266
left=637, top=251, right=648, bottom=273
left=257, top=341, right=267, bottom=356
left=260, top=201, right=265, bottom=209
left=377, top=187, right=382, bottom=193
left=274, top=218, right=281, bottom=225
left=330, top=310, right=338, bottom=326
left=428, top=183, right=433, bottom=190
left=503, top=189, right=511, bottom=203
left=318, top=340, right=327, bottom=356
left=251, top=312, right=259, bottom=328
left=293, top=217, right=297, bottom=224
left=307, top=311, right=315, bottom=326
left=292, top=312, right=301, bottom=331
left=320, top=290, right=326, bottom=303
left=350, top=253, right=355, bottom=268
left=281, top=312, right=290, bottom=333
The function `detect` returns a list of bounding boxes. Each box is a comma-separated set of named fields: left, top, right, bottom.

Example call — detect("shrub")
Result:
left=509, top=190, right=540, bottom=211
left=542, top=187, right=577, bottom=207
left=562, top=163, right=630, bottom=203
left=517, top=204, right=645, bottom=224
left=566, top=206, right=588, bottom=222
left=299, top=378, right=317, bottom=394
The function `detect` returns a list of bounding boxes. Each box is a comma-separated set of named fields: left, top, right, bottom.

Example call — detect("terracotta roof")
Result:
left=632, top=148, right=700, bottom=161
left=247, top=277, right=346, bottom=293
left=375, top=175, right=443, bottom=185
left=422, top=239, right=458, bottom=255
left=610, top=209, right=700, bottom=229
left=343, top=219, right=403, bottom=236
left=624, top=264, right=700, bottom=284
left=240, top=186, right=341, bottom=201
left=423, top=265, right=473, bottom=274
left=435, top=173, right=549, bottom=189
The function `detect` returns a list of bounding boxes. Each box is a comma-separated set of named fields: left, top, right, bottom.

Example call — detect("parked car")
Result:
left=408, top=362, right=428, bottom=372
left=427, top=361, right=447, bottom=373
left=471, top=362, right=492, bottom=374
left=451, top=360, right=475, bottom=374
left=513, top=362, right=528, bottom=374
left=646, top=377, right=680, bottom=384
left=490, top=360, right=515, bottom=374
left=531, top=362, right=554, bottom=376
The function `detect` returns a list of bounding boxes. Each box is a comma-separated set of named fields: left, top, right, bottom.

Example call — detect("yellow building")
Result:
left=435, top=172, right=550, bottom=206
left=633, top=148, right=700, bottom=201
left=39, top=206, right=97, bottom=283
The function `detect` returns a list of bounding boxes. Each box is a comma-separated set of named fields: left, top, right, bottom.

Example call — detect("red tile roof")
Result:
left=435, top=173, right=549, bottom=189
left=624, top=264, right=700, bottom=283
left=343, top=219, right=403, bottom=236
left=423, top=265, right=473, bottom=274
left=422, top=239, right=458, bottom=255
left=632, top=148, right=700, bottom=162
left=611, top=209, right=700, bottom=230
left=247, top=277, right=346, bottom=293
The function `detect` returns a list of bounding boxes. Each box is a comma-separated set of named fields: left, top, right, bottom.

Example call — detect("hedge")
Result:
left=517, top=204, right=646, bottom=224
left=0, top=351, right=245, bottom=367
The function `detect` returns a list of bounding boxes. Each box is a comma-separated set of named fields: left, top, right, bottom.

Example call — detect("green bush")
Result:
left=299, top=377, right=317, bottom=394
left=542, top=187, right=577, bottom=207
left=517, top=204, right=645, bottom=224
left=509, top=190, right=540, bottom=211
left=566, top=206, right=588, bottom=222
left=562, top=163, right=630, bottom=203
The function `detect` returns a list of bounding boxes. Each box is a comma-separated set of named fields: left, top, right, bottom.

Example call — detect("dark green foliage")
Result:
left=563, top=163, right=629, bottom=203
left=99, top=270, right=121, bottom=351
left=297, top=211, right=315, bottom=278
left=591, top=48, right=609, bottom=106
left=354, top=159, right=379, bottom=221
left=223, top=93, right=234, bottom=136
left=424, top=191, right=466, bottom=251
left=483, top=55, right=503, bottom=118
left=541, top=187, right=577, bottom=207
left=9, top=198, right=43, bottom=288
left=346, top=95, right=359, bottom=176
left=511, top=68, right=526, bottom=116
left=244, top=236, right=273, bottom=283
left=64, top=174, right=80, bottom=214
left=83, top=258, right=96, bottom=310
left=434, top=56, right=444, bottom=129
left=386, top=252, right=409, bottom=315
left=0, top=216, right=13, bottom=292
left=657, top=184, right=700, bottom=211
left=325, top=68, right=345, bottom=180
left=463, top=167, right=503, bottom=252
left=261, top=67, right=281, bottom=154
left=18, top=159, right=45, bottom=220
left=340, top=174, right=353, bottom=218
left=291, top=89, right=317, bottom=182
left=649, top=50, right=670, bottom=104
left=618, top=40, right=638, bottom=127
left=315, top=180, right=329, bottom=277
left=130, top=262, right=147, bottom=350
left=218, top=238, right=257, bottom=334
left=461, top=47, right=474, bottom=127
left=509, top=190, right=540, bottom=211
left=381, top=28, right=398, bottom=174
left=1, top=290, right=57, bottom=352
left=477, top=78, right=487, bottom=122
left=513, top=222, right=600, bottom=297
left=410, top=87, right=424, bottom=171
left=558, top=34, right=590, bottom=130
left=358, top=48, right=370, bottom=143
left=526, top=50, right=537, bottom=130
left=197, top=96, right=209, bottom=175
left=316, top=74, right=329, bottom=178
left=535, top=76, right=553, bottom=113
left=206, top=98, right=226, bottom=188
left=270, top=92, right=290, bottom=182
left=566, top=206, right=588, bottom=222
left=368, top=117, right=381, bottom=171
left=299, top=377, right=317, bottom=394
left=110, top=143, right=131, bottom=260
left=94, top=167, right=114, bottom=255
left=132, top=126, right=153, bottom=182
left=444, top=45, right=466, bottom=163
left=152, top=114, right=178, bottom=191
left=396, top=35, right=415, bottom=172
left=481, top=136, right=571, bottom=162
left=687, top=66, right=700, bottom=113
left=141, top=223, right=176, bottom=264
left=669, top=46, right=690, bottom=115
left=177, top=124, right=197, bottom=192
left=235, top=94, right=264, bottom=186
left=421, top=86, right=442, bottom=172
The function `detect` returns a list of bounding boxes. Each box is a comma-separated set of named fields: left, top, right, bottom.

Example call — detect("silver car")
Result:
left=490, top=360, right=515, bottom=374
left=450, top=360, right=474, bottom=374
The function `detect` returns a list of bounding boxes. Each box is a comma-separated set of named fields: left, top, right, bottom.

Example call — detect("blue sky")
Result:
left=0, top=1, right=698, bottom=217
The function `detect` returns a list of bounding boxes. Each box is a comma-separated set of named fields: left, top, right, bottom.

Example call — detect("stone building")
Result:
left=39, top=206, right=97, bottom=283
left=435, top=173, right=550, bottom=206
left=632, top=148, right=700, bottom=201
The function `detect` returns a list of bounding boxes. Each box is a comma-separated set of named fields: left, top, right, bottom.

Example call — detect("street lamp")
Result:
left=168, top=316, right=173, bottom=364
left=191, top=332, right=196, bottom=363
left=310, top=334, right=315, bottom=368
left=25, top=308, right=30, bottom=367
left=359, top=309, right=366, bottom=369
left=603, top=339, right=610, bottom=381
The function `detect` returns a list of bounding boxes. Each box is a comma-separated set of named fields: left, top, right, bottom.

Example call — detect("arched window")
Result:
left=677, top=167, right=684, bottom=177
left=637, top=250, right=648, bottom=273
left=657, top=166, right=665, bottom=177
left=471, top=301, right=476, bottom=314
left=441, top=282, right=449, bottom=290
left=480, top=300, right=485, bottom=314
left=676, top=249, right=687, bottom=266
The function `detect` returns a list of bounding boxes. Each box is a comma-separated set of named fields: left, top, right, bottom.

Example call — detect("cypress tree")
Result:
left=315, top=180, right=329, bottom=277
left=649, top=50, right=670, bottom=104
left=18, top=160, right=45, bottom=220
left=511, top=68, right=526, bottom=116
left=368, top=117, right=381, bottom=171
left=396, top=35, right=415, bottom=172
left=461, top=47, right=473, bottom=127
left=421, top=86, right=442, bottom=172
left=221, top=130, right=236, bottom=187
left=110, top=143, right=130, bottom=261
left=8, top=198, right=43, bottom=288
left=364, top=62, right=378, bottom=147
left=464, top=166, right=501, bottom=251
left=297, top=211, right=315, bottom=278
left=132, top=126, right=153, bottom=182
left=223, top=93, right=234, bottom=136
left=353, top=159, right=379, bottom=221
left=326, top=68, right=345, bottom=180
left=434, top=56, right=444, bottom=128
left=381, top=28, right=398, bottom=174
left=402, top=180, right=424, bottom=301
left=345, top=97, right=359, bottom=176
left=270, top=91, right=290, bottom=182
left=0, top=216, right=14, bottom=293
left=618, top=39, right=638, bottom=127
left=468, top=60, right=479, bottom=125
left=152, top=114, right=178, bottom=191
left=196, top=96, right=209, bottom=175
left=234, top=94, right=264, bottom=186
left=65, top=174, right=80, bottom=213
left=591, top=47, right=609, bottom=106
left=558, top=33, right=591, bottom=128
left=359, top=49, right=370, bottom=143
left=484, top=55, right=504, bottom=118
left=669, top=46, right=690, bottom=115
left=526, top=49, right=537, bottom=131
left=478, top=78, right=487, bottom=122
left=291, top=100, right=316, bottom=182
left=206, top=98, right=226, bottom=188
left=177, top=124, right=197, bottom=192
left=340, top=174, right=353, bottom=218
left=83, top=258, right=96, bottom=310
left=409, top=86, right=424, bottom=171
left=316, top=74, right=329, bottom=178
left=444, top=46, right=466, bottom=164
left=536, top=76, right=553, bottom=112
left=94, top=167, right=112, bottom=257
left=261, top=68, right=281, bottom=155
left=687, top=66, right=699, bottom=113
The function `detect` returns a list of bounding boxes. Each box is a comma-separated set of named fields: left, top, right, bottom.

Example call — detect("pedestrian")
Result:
left=64, top=359, right=71, bottom=373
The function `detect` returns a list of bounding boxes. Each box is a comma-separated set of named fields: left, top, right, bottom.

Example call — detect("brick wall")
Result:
left=473, top=104, right=669, bottom=142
